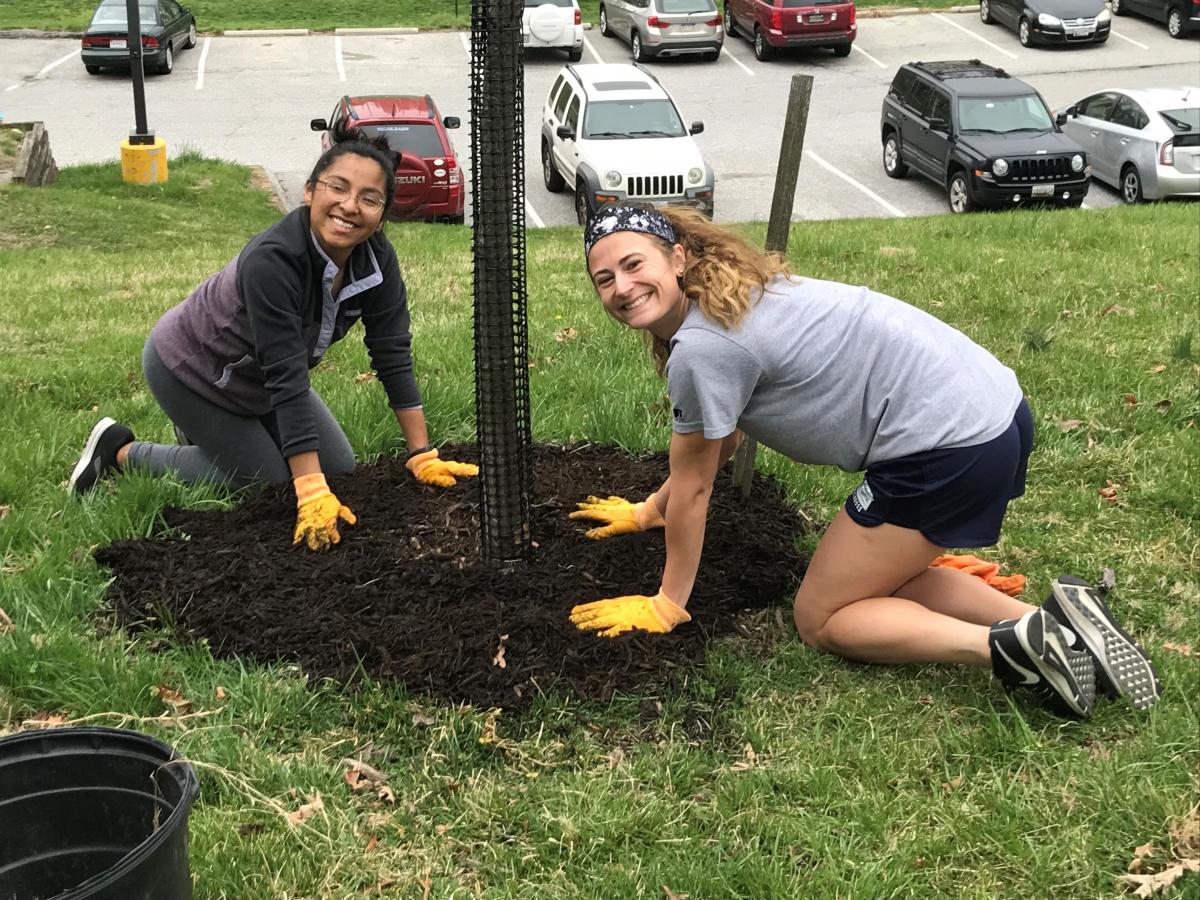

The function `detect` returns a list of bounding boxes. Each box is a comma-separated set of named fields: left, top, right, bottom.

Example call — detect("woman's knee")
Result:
left=792, top=589, right=834, bottom=652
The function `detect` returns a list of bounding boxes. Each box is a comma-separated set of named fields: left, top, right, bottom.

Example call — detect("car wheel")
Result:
left=980, top=0, right=995, bottom=23
left=85, top=64, right=102, bottom=75
left=158, top=44, right=174, bottom=74
left=1018, top=18, right=1032, bottom=46
left=724, top=4, right=737, bottom=36
left=947, top=171, right=976, bottom=213
left=599, top=6, right=611, bottom=36
left=1120, top=164, right=1144, bottom=204
left=1111, top=0, right=1126, bottom=14
left=185, top=22, right=197, bottom=48
left=632, top=32, right=646, bottom=62
left=1167, top=7, right=1185, bottom=35
left=754, top=26, right=774, bottom=60
left=575, top=182, right=591, bottom=225
left=567, top=45, right=583, bottom=61
left=542, top=141, right=565, bottom=193
left=833, top=43, right=851, bottom=56
left=883, top=133, right=909, bottom=179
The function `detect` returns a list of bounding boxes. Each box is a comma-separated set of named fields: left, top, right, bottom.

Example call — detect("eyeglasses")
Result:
left=314, top=179, right=386, bottom=213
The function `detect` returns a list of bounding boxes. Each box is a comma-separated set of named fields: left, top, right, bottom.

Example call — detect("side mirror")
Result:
left=556, top=124, right=575, bottom=140
left=689, top=121, right=704, bottom=135
left=310, top=118, right=328, bottom=132
left=927, top=117, right=950, bottom=134
left=1055, top=112, right=1068, bottom=126
left=443, top=116, right=461, bottom=129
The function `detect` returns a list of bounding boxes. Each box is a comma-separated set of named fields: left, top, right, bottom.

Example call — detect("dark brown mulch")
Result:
left=96, top=444, right=811, bottom=710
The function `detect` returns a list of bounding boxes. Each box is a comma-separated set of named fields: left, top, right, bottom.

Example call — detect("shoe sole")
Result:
left=1051, top=576, right=1161, bottom=710
left=1016, top=610, right=1095, bottom=718
left=68, top=416, right=116, bottom=495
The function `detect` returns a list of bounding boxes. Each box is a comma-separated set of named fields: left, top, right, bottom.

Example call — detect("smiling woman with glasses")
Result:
left=69, top=124, right=478, bottom=553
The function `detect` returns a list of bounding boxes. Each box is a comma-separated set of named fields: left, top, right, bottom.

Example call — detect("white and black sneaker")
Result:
left=1042, top=575, right=1161, bottom=711
left=989, top=608, right=1096, bottom=718
left=68, top=417, right=135, bottom=495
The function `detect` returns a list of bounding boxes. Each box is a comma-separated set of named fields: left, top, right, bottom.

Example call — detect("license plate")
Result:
left=110, top=39, right=127, bottom=49
left=1032, top=184, right=1055, bottom=197
left=678, top=24, right=696, bottom=31
left=809, top=14, right=825, bottom=22
left=1067, top=26, right=1094, bottom=35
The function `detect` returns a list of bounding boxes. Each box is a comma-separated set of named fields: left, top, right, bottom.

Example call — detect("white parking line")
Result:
left=525, top=199, right=545, bottom=227
left=3, top=83, right=20, bottom=93
left=460, top=33, right=471, bottom=56
left=932, top=13, right=1019, bottom=59
left=334, top=35, right=346, bottom=82
left=804, top=150, right=907, bottom=217
left=583, top=34, right=604, bottom=63
left=195, top=36, right=210, bottom=90
left=1110, top=29, right=1150, bottom=49
left=851, top=42, right=887, bottom=70
left=721, top=44, right=755, bottom=76
left=4, top=47, right=80, bottom=92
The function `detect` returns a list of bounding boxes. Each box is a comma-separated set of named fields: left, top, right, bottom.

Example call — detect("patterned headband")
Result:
left=583, top=206, right=678, bottom=258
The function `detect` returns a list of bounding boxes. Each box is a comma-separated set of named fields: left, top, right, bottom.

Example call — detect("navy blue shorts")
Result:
left=844, top=398, right=1034, bottom=548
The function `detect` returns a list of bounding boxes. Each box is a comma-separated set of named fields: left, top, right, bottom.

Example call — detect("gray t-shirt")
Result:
left=666, top=275, right=1023, bottom=472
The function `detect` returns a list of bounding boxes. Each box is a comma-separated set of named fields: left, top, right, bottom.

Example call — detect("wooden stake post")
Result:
left=731, top=74, right=813, bottom=497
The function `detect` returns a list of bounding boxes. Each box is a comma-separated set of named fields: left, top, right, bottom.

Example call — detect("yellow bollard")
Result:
left=120, top=137, right=169, bottom=184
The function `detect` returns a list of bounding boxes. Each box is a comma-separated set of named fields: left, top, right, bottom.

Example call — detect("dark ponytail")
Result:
left=307, top=122, right=398, bottom=211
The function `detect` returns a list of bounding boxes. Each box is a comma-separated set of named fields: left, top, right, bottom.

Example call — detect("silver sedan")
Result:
left=1056, top=86, right=1200, bottom=202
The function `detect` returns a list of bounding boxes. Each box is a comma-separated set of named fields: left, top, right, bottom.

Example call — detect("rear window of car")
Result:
left=91, top=4, right=160, bottom=25
left=658, top=0, right=717, bottom=12
left=361, top=123, right=446, bottom=158
left=524, top=0, right=573, bottom=6
left=1158, top=107, right=1199, bottom=133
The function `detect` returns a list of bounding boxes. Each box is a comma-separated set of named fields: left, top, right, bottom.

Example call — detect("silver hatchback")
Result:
left=598, top=0, right=724, bottom=62
left=1057, top=86, right=1200, bottom=202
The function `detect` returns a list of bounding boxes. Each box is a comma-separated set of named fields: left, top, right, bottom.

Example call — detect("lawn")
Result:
left=1, top=0, right=967, bottom=33
left=0, top=157, right=1197, bottom=898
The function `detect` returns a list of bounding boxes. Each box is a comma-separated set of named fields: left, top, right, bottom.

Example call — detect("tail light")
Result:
left=142, top=34, right=159, bottom=48
left=1160, top=139, right=1174, bottom=166
left=447, top=157, right=461, bottom=185
left=770, top=8, right=782, bottom=29
left=574, top=8, right=581, bottom=24
left=647, top=15, right=668, bottom=28
left=706, top=15, right=722, bottom=25
left=849, top=4, right=857, bottom=24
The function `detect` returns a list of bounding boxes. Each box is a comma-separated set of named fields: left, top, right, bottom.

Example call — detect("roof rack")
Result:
left=912, top=59, right=1009, bottom=81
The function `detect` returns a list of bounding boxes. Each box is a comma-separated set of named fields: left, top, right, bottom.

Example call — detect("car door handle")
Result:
left=1120, top=138, right=1130, bottom=145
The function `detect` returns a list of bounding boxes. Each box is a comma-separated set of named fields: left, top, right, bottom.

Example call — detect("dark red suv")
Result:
left=724, top=0, right=856, bottom=59
left=311, top=95, right=465, bottom=224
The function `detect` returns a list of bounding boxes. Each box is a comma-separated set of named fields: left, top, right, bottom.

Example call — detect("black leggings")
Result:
left=125, top=339, right=355, bottom=487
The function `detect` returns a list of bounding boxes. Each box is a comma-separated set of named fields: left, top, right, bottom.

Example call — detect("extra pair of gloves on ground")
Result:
left=291, top=448, right=478, bottom=551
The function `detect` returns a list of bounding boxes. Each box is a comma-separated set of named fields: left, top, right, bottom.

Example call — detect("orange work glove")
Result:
left=292, top=473, right=357, bottom=551
left=569, top=589, right=691, bottom=638
left=930, top=554, right=1026, bottom=596
left=568, top=494, right=665, bottom=539
left=405, top=447, right=479, bottom=488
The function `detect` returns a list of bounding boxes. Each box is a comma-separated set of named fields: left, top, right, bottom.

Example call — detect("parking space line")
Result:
left=851, top=43, right=887, bottom=70
left=583, top=34, right=604, bottom=62
left=196, top=36, right=210, bottom=90
left=1110, top=29, right=1150, bottom=49
left=334, top=35, right=346, bottom=82
left=4, top=48, right=80, bottom=92
left=460, top=33, right=471, bottom=56
left=525, top=199, right=545, bottom=227
left=804, top=150, right=907, bottom=217
left=932, top=13, right=1019, bottom=60
left=720, top=44, right=755, bottom=76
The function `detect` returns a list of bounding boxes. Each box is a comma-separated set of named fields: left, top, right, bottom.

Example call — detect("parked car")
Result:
left=979, top=0, right=1111, bottom=46
left=724, top=0, right=856, bottom=60
left=540, top=63, right=715, bottom=223
left=81, top=0, right=196, bottom=75
left=311, top=95, right=466, bottom=224
left=523, top=0, right=584, bottom=60
left=598, top=0, right=724, bottom=62
left=881, top=59, right=1090, bottom=212
left=1111, top=0, right=1200, bottom=38
left=1057, top=87, right=1200, bottom=202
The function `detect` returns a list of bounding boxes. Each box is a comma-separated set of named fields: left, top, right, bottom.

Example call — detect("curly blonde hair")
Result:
left=645, top=207, right=791, bottom=376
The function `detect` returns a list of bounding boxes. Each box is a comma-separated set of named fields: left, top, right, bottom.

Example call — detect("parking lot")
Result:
left=2, top=10, right=1197, bottom=225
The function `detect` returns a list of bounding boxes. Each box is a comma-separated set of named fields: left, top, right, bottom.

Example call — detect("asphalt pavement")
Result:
left=1, top=11, right=1197, bottom=225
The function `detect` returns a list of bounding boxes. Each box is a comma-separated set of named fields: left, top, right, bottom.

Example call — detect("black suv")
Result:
left=881, top=60, right=1090, bottom=213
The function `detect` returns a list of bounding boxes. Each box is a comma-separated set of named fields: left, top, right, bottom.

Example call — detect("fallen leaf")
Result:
left=341, top=758, right=389, bottom=785
left=286, top=793, right=324, bottom=826
left=354, top=372, right=376, bottom=384
left=606, top=746, right=625, bottom=769
left=1124, top=394, right=1138, bottom=409
left=435, top=823, right=450, bottom=835
left=344, top=769, right=371, bottom=791
left=237, top=823, right=266, bottom=836
left=1099, top=481, right=1122, bottom=504
left=215, top=686, right=227, bottom=701
left=492, top=634, right=509, bottom=669
left=942, top=774, right=965, bottom=794
left=1117, top=859, right=1199, bottom=897
left=365, top=835, right=378, bottom=853
left=376, top=783, right=395, bottom=804
left=662, top=887, right=689, bottom=900
left=1170, top=805, right=1200, bottom=858
left=914, top=857, right=926, bottom=868
left=156, top=684, right=193, bottom=715
left=1162, top=642, right=1192, bottom=657
left=1106, top=344, right=1119, bottom=357
left=22, top=711, right=68, bottom=729
left=1101, top=303, right=1135, bottom=317
left=411, top=712, right=436, bottom=727
left=1150, top=364, right=1167, bottom=373
left=1058, top=419, right=1084, bottom=432
left=0, top=504, right=10, bottom=520
left=419, top=869, right=432, bottom=900
left=553, top=327, right=578, bottom=343
left=0, top=607, right=13, bottom=635
left=479, top=710, right=500, bottom=745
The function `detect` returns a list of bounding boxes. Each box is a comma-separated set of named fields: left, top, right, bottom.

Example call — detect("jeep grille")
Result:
left=999, top=156, right=1074, bottom=183
left=628, top=174, right=684, bottom=197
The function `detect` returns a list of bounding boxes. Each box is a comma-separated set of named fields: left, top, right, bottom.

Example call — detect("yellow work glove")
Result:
left=569, top=494, right=664, bottom=539
left=569, top=590, right=691, bottom=638
left=405, top=447, right=480, bottom=488
left=292, top=473, right=357, bottom=551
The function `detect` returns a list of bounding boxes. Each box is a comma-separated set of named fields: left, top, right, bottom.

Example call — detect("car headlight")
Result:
left=604, top=170, right=622, bottom=188
left=992, top=158, right=1009, bottom=177
left=1097, top=8, right=1111, bottom=20
left=688, top=167, right=704, bottom=185
left=1037, top=12, right=1062, bottom=25
left=1071, top=154, right=1084, bottom=173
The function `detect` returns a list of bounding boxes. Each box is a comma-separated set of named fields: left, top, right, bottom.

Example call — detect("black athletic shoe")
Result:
left=68, top=417, right=135, bottom=495
left=1042, top=575, right=1162, bottom=710
left=989, top=609, right=1096, bottom=718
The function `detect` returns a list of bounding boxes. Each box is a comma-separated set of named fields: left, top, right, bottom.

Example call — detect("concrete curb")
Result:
left=220, top=28, right=310, bottom=37
left=333, top=26, right=418, bottom=35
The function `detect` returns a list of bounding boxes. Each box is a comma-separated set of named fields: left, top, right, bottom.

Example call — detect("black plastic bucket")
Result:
left=0, top=726, right=199, bottom=900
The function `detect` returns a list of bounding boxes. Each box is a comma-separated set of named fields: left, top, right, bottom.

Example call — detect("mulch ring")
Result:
left=97, top=444, right=812, bottom=710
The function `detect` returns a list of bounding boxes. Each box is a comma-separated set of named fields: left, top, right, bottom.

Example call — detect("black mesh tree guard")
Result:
left=470, top=0, right=533, bottom=562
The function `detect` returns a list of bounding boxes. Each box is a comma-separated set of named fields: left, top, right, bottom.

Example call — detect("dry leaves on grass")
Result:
left=492, top=633, right=509, bottom=669
left=215, top=686, right=228, bottom=701
left=1163, top=642, right=1193, bottom=657
left=663, top=887, right=689, bottom=900
left=1118, top=859, right=1199, bottom=897
left=354, top=372, right=377, bottom=384
left=342, top=758, right=395, bottom=805
left=1099, top=480, right=1122, bottom=504
left=1119, top=813, right=1200, bottom=897
left=286, top=793, right=324, bottom=826
left=21, top=711, right=69, bottom=729
left=155, top=684, right=193, bottom=715
left=1058, top=419, right=1085, bottom=432
left=553, top=327, right=578, bottom=343
left=0, top=607, right=13, bottom=635
left=0, top=504, right=10, bottom=520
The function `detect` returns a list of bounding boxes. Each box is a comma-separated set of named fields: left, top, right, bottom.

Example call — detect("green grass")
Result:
left=1, top=157, right=1198, bottom=898
left=1, top=0, right=967, bottom=33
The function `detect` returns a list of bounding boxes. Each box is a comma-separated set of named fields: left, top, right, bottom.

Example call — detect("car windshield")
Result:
left=583, top=100, right=685, bottom=139
left=361, top=123, right=446, bottom=158
left=91, top=4, right=159, bottom=25
left=1158, top=107, right=1199, bottom=133
left=659, top=0, right=716, bottom=12
left=958, top=95, right=1053, bottom=133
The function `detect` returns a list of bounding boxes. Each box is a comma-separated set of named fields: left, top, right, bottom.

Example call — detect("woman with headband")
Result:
left=568, top=205, right=1160, bottom=719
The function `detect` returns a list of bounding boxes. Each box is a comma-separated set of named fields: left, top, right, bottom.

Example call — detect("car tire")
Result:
left=1120, top=164, right=1144, bottom=204
left=85, top=64, right=102, bottom=75
left=1167, top=7, right=1185, bottom=35
left=754, top=26, right=774, bottom=60
left=1018, top=18, right=1032, bottom=46
left=724, top=4, right=737, bottom=36
left=980, top=0, right=996, bottom=23
left=158, top=44, right=174, bottom=74
left=185, top=22, right=197, bottom=48
left=883, top=133, right=909, bottom=179
left=632, top=32, right=647, bottom=62
left=542, top=141, right=565, bottom=193
left=448, top=214, right=466, bottom=225
left=833, top=43, right=852, bottom=57
left=599, top=6, right=611, bottom=36
left=567, top=45, right=583, bottom=61
left=575, top=182, right=591, bottom=225
left=1111, top=0, right=1126, bottom=14
left=947, top=170, right=976, bottom=214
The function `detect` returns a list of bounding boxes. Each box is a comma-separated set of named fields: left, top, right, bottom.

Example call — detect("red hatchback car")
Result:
left=311, top=95, right=466, bottom=224
left=724, top=0, right=856, bottom=59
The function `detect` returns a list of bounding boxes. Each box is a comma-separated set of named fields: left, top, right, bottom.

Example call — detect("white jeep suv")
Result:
left=540, top=63, right=716, bottom=223
left=523, top=0, right=584, bottom=61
